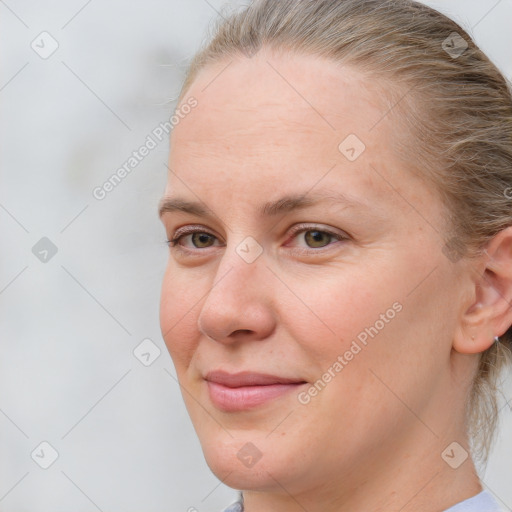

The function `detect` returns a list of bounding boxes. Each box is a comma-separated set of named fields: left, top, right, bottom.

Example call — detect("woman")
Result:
left=158, top=1, right=512, bottom=511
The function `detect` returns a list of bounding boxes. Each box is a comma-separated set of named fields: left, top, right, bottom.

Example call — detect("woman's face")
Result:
left=159, top=50, right=470, bottom=497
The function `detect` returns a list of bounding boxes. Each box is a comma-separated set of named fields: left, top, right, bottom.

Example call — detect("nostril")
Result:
left=235, top=329, right=253, bottom=335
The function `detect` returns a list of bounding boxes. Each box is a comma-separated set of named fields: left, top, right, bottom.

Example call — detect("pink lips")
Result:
left=205, top=370, right=307, bottom=412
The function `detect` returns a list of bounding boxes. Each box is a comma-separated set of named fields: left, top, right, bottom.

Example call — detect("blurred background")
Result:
left=1, top=0, right=511, bottom=511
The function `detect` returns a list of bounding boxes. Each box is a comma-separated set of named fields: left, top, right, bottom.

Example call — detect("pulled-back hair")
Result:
left=176, top=0, right=512, bottom=465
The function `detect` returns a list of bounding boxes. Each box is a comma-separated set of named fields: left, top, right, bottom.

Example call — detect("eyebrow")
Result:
left=158, top=191, right=367, bottom=219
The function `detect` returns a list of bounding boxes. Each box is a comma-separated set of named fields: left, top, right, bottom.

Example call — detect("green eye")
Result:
left=191, top=232, right=216, bottom=248
left=304, top=230, right=333, bottom=248
left=167, top=228, right=220, bottom=250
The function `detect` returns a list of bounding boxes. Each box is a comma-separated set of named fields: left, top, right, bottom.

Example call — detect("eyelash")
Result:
left=165, top=223, right=349, bottom=256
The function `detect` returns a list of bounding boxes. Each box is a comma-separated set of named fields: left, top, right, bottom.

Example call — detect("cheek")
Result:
left=281, top=275, right=429, bottom=443
left=282, top=269, right=398, bottom=353
left=281, top=263, right=438, bottom=398
left=159, top=265, right=202, bottom=369
left=301, top=263, right=454, bottom=423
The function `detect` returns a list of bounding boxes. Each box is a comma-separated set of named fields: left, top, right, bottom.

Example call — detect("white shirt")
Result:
left=221, top=489, right=505, bottom=512
left=444, top=490, right=505, bottom=512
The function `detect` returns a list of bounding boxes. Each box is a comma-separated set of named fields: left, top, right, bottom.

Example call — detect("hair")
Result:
left=176, top=0, right=512, bottom=465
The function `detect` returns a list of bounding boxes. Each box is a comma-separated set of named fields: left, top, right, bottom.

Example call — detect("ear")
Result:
left=454, top=226, right=512, bottom=354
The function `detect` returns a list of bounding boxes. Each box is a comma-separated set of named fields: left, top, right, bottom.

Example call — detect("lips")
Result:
left=204, top=370, right=308, bottom=411
left=205, top=370, right=306, bottom=387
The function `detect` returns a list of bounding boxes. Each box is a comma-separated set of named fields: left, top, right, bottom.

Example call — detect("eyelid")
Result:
left=286, top=222, right=350, bottom=239
left=172, top=224, right=223, bottom=241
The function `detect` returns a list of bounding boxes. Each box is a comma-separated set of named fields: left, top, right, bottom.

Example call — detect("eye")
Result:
left=303, top=230, right=333, bottom=248
left=167, top=226, right=222, bottom=251
left=287, top=224, right=349, bottom=251
left=185, top=232, right=216, bottom=248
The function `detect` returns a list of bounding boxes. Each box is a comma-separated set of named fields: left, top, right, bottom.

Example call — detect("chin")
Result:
left=198, top=431, right=298, bottom=492
left=204, top=452, right=284, bottom=491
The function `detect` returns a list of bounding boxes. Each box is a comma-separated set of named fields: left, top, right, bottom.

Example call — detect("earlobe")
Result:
left=453, top=322, right=496, bottom=355
left=453, top=226, right=512, bottom=355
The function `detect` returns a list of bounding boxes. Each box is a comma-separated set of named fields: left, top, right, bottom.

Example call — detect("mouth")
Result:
left=204, top=370, right=308, bottom=412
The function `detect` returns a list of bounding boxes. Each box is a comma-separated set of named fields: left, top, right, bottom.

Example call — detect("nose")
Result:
left=197, top=248, right=276, bottom=344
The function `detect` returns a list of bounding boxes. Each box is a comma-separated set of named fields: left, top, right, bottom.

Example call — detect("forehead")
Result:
left=166, top=49, right=427, bottom=218
left=172, top=50, right=393, bottom=150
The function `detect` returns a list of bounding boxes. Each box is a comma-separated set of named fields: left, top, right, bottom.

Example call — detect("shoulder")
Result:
left=443, top=490, right=505, bottom=512
left=220, top=502, right=243, bottom=512
left=220, top=493, right=244, bottom=512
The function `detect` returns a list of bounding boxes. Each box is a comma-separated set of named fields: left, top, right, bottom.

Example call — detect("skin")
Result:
left=158, top=48, right=512, bottom=512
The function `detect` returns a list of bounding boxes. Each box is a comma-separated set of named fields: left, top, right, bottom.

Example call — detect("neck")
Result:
left=241, top=429, right=482, bottom=512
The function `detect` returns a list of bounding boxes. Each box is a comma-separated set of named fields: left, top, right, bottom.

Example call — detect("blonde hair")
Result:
left=177, top=0, right=512, bottom=465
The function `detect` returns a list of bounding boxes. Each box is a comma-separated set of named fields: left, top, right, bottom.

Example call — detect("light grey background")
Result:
left=1, top=1, right=511, bottom=511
